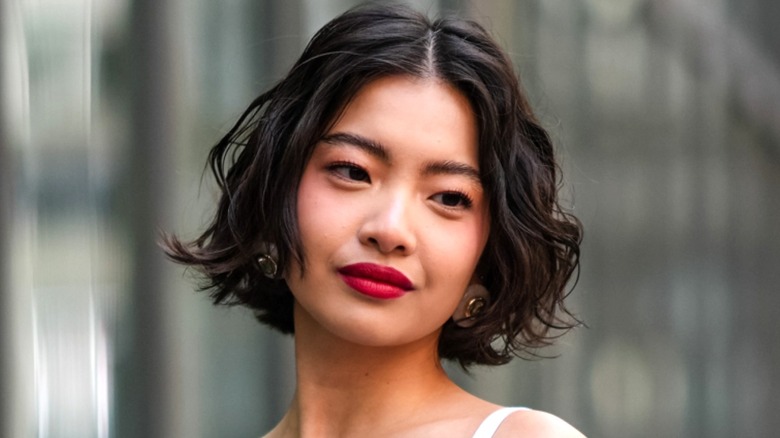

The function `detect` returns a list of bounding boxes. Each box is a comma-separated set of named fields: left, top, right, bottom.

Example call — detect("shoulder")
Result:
left=492, top=409, right=586, bottom=438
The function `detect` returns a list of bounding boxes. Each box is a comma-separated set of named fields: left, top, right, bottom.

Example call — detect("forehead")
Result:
left=326, top=75, right=479, bottom=166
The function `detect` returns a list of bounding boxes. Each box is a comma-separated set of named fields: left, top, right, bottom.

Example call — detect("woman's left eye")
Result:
left=430, top=191, right=473, bottom=209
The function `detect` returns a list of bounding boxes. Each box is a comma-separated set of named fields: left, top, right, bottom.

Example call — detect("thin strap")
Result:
left=471, top=407, right=529, bottom=438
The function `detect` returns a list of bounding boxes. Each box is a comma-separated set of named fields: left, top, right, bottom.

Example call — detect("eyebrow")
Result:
left=421, top=160, right=482, bottom=186
left=321, top=132, right=389, bottom=162
left=320, top=131, right=482, bottom=185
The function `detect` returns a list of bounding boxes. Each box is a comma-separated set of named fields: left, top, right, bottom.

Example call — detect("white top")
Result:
left=472, top=407, right=529, bottom=438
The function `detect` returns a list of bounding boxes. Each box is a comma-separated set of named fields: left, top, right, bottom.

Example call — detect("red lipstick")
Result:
left=337, top=263, right=414, bottom=300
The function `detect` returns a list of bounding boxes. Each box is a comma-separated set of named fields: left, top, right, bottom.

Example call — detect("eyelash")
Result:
left=433, top=191, right=473, bottom=210
left=326, top=161, right=370, bottom=182
left=325, top=161, right=474, bottom=210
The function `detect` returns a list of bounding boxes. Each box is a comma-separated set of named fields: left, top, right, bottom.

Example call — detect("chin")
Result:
left=321, top=316, right=443, bottom=350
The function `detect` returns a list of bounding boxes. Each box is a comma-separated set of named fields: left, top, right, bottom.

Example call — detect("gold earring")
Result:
left=453, top=284, right=490, bottom=328
left=464, top=296, right=487, bottom=319
left=257, top=254, right=278, bottom=278
left=257, top=242, right=279, bottom=278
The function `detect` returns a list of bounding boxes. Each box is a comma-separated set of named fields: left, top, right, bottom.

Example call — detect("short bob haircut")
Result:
left=164, top=2, right=582, bottom=368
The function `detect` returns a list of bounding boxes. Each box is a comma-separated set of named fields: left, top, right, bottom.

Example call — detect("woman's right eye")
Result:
left=327, top=162, right=371, bottom=183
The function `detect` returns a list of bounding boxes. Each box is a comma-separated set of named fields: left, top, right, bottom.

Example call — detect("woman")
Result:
left=164, top=3, right=584, bottom=437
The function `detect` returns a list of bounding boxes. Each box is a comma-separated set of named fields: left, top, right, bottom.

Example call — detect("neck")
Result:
left=273, top=302, right=461, bottom=438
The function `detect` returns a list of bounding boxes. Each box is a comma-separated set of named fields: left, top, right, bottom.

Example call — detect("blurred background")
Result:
left=1, top=0, right=779, bottom=436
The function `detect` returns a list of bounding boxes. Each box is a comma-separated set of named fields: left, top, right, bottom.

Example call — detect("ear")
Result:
left=452, top=283, right=489, bottom=328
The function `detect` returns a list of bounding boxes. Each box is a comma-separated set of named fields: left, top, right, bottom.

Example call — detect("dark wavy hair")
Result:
left=163, top=2, right=582, bottom=368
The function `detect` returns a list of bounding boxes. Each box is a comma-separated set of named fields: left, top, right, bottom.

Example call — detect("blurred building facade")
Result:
left=1, top=0, right=779, bottom=437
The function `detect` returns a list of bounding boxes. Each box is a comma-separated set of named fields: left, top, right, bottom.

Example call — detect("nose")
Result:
left=357, top=192, right=417, bottom=255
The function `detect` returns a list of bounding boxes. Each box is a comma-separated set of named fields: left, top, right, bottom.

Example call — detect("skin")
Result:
left=266, top=75, right=585, bottom=438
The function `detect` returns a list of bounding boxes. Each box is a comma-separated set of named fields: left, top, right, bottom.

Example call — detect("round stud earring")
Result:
left=453, top=283, right=490, bottom=328
left=464, top=296, right=487, bottom=319
left=256, top=242, right=279, bottom=279
left=257, top=254, right=278, bottom=278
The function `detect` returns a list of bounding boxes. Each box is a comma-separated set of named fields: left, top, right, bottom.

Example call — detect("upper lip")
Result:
left=337, top=263, right=414, bottom=290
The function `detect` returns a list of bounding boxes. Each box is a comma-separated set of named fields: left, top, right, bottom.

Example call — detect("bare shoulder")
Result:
left=493, top=409, right=586, bottom=438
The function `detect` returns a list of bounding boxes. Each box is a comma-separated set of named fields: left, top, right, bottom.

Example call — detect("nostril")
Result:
left=366, top=236, right=407, bottom=254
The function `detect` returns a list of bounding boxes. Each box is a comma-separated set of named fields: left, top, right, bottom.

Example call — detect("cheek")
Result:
left=287, top=186, right=322, bottom=307
left=425, top=218, right=489, bottom=287
left=298, top=182, right=346, bottom=251
left=294, top=168, right=358, bottom=276
left=296, top=170, right=333, bottom=250
left=296, top=171, right=319, bottom=235
left=288, top=170, right=321, bottom=287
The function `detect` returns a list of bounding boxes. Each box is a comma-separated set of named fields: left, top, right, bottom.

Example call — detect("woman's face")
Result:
left=287, top=75, right=490, bottom=348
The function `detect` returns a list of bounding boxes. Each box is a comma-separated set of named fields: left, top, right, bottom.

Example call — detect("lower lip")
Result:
left=339, top=274, right=407, bottom=300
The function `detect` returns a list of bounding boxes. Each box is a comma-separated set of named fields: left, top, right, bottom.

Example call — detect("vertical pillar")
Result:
left=116, top=0, right=176, bottom=436
left=0, top=0, right=10, bottom=435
